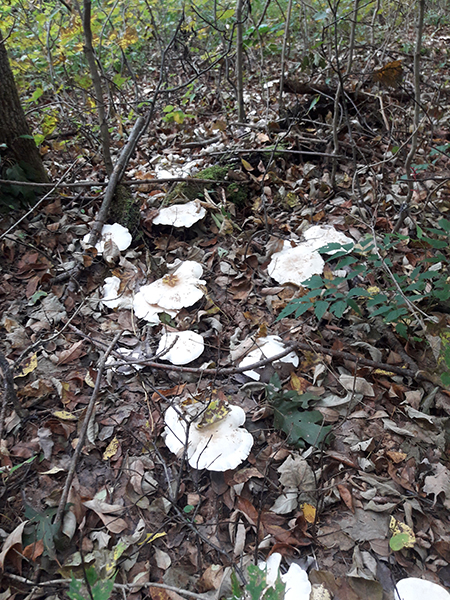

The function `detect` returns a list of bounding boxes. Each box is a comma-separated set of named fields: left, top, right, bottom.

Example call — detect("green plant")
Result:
left=266, top=374, right=332, bottom=449
left=278, top=222, right=450, bottom=338
left=68, top=566, right=116, bottom=600
left=229, top=564, right=286, bottom=600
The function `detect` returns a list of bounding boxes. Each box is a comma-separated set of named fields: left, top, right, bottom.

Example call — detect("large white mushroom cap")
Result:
left=303, top=225, right=354, bottom=255
left=258, top=553, right=311, bottom=600
left=133, top=261, right=206, bottom=323
left=157, top=331, right=205, bottom=365
left=395, top=578, right=450, bottom=600
left=82, top=223, right=132, bottom=253
left=153, top=200, right=206, bottom=228
left=239, top=335, right=299, bottom=381
left=102, top=276, right=134, bottom=310
left=164, top=404, right=254, bottom=471
left=268, top=241, right=324, bottom=286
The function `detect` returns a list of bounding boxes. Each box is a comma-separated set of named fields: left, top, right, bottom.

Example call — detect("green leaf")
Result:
left=330, top=300, right=347, bottom=318
left=389, top=533, right=410, bottom=551
left=314, top=300, right=329, bottom=320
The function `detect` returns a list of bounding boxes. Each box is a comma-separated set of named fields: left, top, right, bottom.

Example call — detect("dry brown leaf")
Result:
left=0, top=520, right=27, bottom=572
left=57, top=341, right=85, bottom=365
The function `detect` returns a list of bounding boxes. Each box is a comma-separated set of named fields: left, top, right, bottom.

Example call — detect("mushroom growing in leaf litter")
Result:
left=303, top=225, right=354, bottom=254
left=238, top=335, right=299, bottom=381
left=102, top=276, right=134, bottom=310
left=82, top=223, right=132, bottom=253
left=153, top=200, right=206, bottom=228
left=157, top=330, right=205, bottom=365
left=268, top=241, right=324, bottom=286
left=133, top=261, right=206, bottom=324
left=164, top=400, right=253, bottom=471
left=257, top=553, right=311, bottom=600
left=395, top=578, right=450, bottom=600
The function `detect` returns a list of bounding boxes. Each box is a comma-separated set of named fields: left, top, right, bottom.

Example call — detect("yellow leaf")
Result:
left=301, top=503, right=316, bottom=523
left=290, top=373, right=302, bottom=392
left=15, top=353, right=38, bottom=378
left=241, top=158, right=253, bottom=171
left=53, top=411, right=78, bottom=421
left=103, top=437, right=120, bottom=460
left=85, top=371, right=96, bottom=388
left=389, top=517, right=416, bottom=547
left=138, top=532, right=166, bottom=546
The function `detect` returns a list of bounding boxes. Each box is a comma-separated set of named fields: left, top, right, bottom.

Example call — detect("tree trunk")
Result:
left=0, top=34, right=48, bottom=183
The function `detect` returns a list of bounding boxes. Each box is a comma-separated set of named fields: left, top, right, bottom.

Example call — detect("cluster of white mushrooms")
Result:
left=81, top=207, right=355, bottom=473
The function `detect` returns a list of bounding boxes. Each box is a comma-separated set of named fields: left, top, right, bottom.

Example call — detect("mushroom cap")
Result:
left=268, top=242, right=324, bottom=286
left=153, top=200, right=206, bottom=228
left=82, top=223, right=132, bottom=253
left=395, top=578, right=450, bottom=600
left=102, top=276, right=134, bottom=310
left=157, top=331, right=205, bottom=365
left=133, top=261, right=206, bottom=322
left=303, top=225, right=353, bottom=254
left=106, top=346, right=144, bottom=374
left=239, top=335, right=299, bottom=381
left=164, top=404, right=254, bottom=471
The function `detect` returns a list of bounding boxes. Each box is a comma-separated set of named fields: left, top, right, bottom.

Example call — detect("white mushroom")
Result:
left=133, top=261, right=206, bottom=323
left=157, top=331, right=205, bottom=365
left=239, top=335, right=299, bottom=381
left=82, top=223, right=132, bottom=253
left=164, top=404, right=253, bottom=471
left=258, top=553, right=311, bottom=600
left=395, top=578, right=450, bottom=600
left=153, top=200, right=206, bottom=228
left=303, top=225, right=354, bottom=255
left=102, top=276, right=134, bottom=310
left=106, top=346, right=144, bottom=374
left=268, top=241, right=324, bottom=286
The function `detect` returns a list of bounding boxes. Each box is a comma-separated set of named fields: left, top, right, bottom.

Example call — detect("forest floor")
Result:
left=2, top=23, right=450, bottom=600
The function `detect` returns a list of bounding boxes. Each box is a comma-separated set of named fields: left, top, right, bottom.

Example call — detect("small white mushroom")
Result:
left=105, top=346, right=144, bottom=374
left=102, top=276, right=134, bottom=310
left=82, top=223, right=132, bottom=253
left=303, top=225, right=354, bottom=254
left=258, top=553, right=311, bottom=600
left=133, top=261, right=206, bottom=323
left=157, top=331, right=205, bottom=365
left=268, top=241, right=324, bottom=286
left=164, top=404, right=253, bottom=471
left=153, top=200, right=206, bottom=228
left=239, top=335, right=299, bottom=381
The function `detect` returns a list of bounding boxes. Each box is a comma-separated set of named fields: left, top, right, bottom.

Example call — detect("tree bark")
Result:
left=0, top=34, right=48, bottom=183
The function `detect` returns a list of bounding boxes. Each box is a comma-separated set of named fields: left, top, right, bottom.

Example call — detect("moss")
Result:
left=166, top=165, right=230, bottom=204
left=165, top=164, right=249, bottom=208
left=110, top=184, right=142, bottom=240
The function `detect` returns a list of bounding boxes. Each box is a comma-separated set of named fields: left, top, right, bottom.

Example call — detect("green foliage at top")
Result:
left=266, top=374, right=332, bottom=449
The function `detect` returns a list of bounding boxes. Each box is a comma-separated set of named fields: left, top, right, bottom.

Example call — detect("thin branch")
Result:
left=54, top=331, right=122, bottom=526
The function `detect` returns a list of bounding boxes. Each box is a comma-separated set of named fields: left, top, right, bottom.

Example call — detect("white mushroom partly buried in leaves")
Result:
left=164, top=403, right=253, bottom=471
left=82, top=223, right=132, bottom=253
left=133, top=261, right=206, bottom=324
left=153, top=200, right=206, bottom=228
left=303, top=225, right=354, bottom=255
left=395, top=578, right=450, bottom=600
left=258, top=553, right=311, bottom=600
left=102, top=276, right=134, bottom=310
left=157, top=330, right=205, bottom=365
left=239, top=335, right=299, bottom=381
left=268, top=241, right=324, bottom=286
